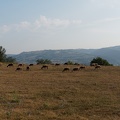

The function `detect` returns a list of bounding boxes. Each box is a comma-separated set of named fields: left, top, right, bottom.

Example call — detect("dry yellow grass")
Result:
left=0, top=63, right=120, bottom=120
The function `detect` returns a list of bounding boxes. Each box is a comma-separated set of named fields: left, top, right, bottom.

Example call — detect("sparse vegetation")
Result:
left=36, top=59, right=52, bottom=64
left=65, top=60, right=74, bottom=65
left=5, top=56, right=17, bottom=63
left=0, top=63, right=120, bottom=119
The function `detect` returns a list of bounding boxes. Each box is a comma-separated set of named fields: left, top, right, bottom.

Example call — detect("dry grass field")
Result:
left=0, top=63, right=120, bottom=120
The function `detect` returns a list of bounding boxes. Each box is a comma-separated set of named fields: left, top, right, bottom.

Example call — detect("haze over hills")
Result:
left=10, top=46, right=120, bottom=65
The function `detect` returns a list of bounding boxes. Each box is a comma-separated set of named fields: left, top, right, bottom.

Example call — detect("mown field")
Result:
left=0, top=63, right=120, bottom=120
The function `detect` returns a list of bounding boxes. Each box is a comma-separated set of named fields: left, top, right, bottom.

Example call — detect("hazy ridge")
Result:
left=10, top=46, right=120, bottom=65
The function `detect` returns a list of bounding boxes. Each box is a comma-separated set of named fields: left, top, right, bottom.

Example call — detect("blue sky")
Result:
left=1, top=0, right=120, bottom=54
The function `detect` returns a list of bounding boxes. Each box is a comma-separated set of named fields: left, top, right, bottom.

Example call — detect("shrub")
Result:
left=90, top=57, right=113, bottom=66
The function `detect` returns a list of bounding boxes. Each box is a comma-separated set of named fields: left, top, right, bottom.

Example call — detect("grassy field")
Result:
left=0, top=63, right=120, bottom=120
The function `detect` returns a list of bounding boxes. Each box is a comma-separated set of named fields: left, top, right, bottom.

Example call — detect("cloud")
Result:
left=34, top=16, right=70, bottom=28
left=17, top=21, right=31, bottom=30
left=0, top=16, right=82, bottom=33
left=34, top=15, right=81, bottom=28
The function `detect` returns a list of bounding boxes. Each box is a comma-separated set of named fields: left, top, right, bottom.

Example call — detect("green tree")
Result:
left=36, top=59, right=52, bottom=64
left=90, top=57, right=112, bottom=66
left=0, top=46, right=17, bottom=63
left=0, top=46, right=6, bottom=62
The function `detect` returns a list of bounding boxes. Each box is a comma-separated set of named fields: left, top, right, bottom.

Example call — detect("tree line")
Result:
left=31, top=57, right=113, bottom=66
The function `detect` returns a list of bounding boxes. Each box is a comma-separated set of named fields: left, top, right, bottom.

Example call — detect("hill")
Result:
left=9, top=45, right=120, bottom=65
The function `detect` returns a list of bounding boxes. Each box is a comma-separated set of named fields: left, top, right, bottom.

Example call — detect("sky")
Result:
left=1, top=0, right=120, bottom=54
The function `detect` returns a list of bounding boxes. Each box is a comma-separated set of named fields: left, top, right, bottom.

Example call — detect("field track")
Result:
left=0, top=63, right=120, bottom=120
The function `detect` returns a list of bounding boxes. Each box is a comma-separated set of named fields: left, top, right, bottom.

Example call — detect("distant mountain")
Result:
left=91, top=46, right=120, bottom=65
left=9, top=46, right=120, bottom=65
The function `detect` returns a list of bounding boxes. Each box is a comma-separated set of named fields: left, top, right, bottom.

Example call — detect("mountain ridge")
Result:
left=9, top=45, right=120, bottom=65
